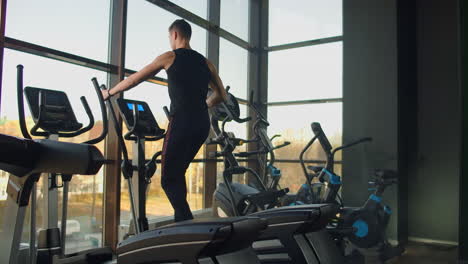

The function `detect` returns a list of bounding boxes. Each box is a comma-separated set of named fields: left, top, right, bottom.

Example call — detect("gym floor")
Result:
left=387, top=242, right=458, bottom=264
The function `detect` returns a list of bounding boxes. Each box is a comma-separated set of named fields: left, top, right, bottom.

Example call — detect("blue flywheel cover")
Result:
left=352, top=219, right=369, bottom=238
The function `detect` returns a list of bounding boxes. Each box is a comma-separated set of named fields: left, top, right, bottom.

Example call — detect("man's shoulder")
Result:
left=160, top=50, right=176, bottom=59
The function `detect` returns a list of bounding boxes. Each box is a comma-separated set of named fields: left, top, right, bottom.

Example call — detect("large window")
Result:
left=266, top=1, right=343, bottom=192
left=219, top=39, right=249, bottom=100
left=0, top=49, right=107, bottom=253
left=220, top=0, right=249, bottom=41
left=126, top=1, right=207, bottom=79
left=120, top=161, right=204, bottom=225
left=268, top=42, right=342, bottom=102
left=267, top=103, right=342, bottom=191
left=6, top=0, right=110, bottom=61
left=269, top=0, right=342, bottom=46
left=268, top=103, right=343, bottom=159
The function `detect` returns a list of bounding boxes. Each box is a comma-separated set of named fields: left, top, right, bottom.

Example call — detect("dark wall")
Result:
left=343, top=0, right=400, bottom=239
left=343, top=0, right=461, bottom=242
left=408, top=0, right=460, bottom=243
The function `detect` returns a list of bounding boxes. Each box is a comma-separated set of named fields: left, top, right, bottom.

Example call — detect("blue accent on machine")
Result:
left=370, top=194, right=382, bottom=203
left=353, top=219, right=369, bottom=238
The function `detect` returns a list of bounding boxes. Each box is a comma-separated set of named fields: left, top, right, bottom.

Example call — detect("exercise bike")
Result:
left=293, top=122, right=405, bottom=263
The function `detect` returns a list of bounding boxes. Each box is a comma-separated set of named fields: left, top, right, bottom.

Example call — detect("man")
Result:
left=103, top=19, right=227, bottom=222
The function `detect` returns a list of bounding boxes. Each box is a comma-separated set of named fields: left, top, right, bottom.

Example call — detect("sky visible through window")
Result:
left=1, top=0, right=342, bottom=119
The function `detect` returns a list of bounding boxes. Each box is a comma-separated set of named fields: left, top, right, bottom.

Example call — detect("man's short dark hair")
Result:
left=169, top=19, right=192, bottom=40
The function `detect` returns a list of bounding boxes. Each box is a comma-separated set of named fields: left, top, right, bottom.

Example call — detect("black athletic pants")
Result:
left=161, top=110, right=210, bottom=222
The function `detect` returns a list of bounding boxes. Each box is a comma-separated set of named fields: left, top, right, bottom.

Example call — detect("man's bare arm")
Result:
left=206, top=60, right=228, bottom=108
left=103, top=51, right=174, bottom=100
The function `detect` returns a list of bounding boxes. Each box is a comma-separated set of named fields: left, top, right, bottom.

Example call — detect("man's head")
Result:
left=168, top=19, right=192, bottom=49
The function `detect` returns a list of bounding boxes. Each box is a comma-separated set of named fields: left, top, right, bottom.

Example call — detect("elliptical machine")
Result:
left=230, top=91, right=291, bottom=192
left=209, top=89, right=290, bottom=216
left=0, top=64, right=112, bottom=264
left=296, top=122, right=405, bottom=263
left=208, top=87, right=346, bottom=264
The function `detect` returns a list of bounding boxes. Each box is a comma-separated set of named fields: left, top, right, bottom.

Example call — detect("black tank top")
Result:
left=166, top=48, right=211, bottom=114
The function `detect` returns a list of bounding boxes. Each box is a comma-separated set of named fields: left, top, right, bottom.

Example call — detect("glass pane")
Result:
left=269, top=0, right=342, bottom=46
left=126, top=1, right=207, bottom=79
left=219, top=39, right=248, bottom=100
left=6, top=0, right=110, bottom=61
left=220, top=0, right=249, bottom=41
left=267, top=103, right=343, bottom=161
left=120, top=162, right=205, bottom=228
left=216, top=162, right=249, bottom=187
left=61, top=172, right=105, bottom=254
left=170, top=0, right=207, bottom=19
left=0, top=49, right=107, bottom=252
left=268, top=42, right=342, bottom=102
left=0, top=170, right=104, bottom=254
left=222, top=104, right=248, bottom=145
left=147, top=162, right=204, bottom=219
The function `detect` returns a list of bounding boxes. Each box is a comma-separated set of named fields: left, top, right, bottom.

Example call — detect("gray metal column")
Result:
left=203, top=0, right=220, bottom=208
left=247, top=0, right=268, bottom=172
left=104, top=0, right=127, bottom=250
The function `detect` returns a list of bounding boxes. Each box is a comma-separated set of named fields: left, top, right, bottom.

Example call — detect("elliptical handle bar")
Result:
left=76, top=96, right=94, bottom=133
left=331, top=137, right=372, bottom=157
left=94, top=80, right=130, bottom=163
left=84, top=79, right=108, bottom=144
left=249, top=90, right=268, bottom=123
left=17, top=65, right=32, bottom=139
left=56, top=96, right=96, bottom=138
left=123, top=102, right=140, bottom=140
left=233, top=115, right=251, bottom=123
left=311, top=122, right=333, bottom=155
left=299, top=134, right=319, bottom=184
left=220, top=101, right=251, bottom=124
left=163, top=106, right=171, bottom=120
left=273, top=141, right=291, bottom=150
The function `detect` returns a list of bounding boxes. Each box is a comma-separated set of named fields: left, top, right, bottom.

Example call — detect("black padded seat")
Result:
left=116, top=217, right=267, bottom=264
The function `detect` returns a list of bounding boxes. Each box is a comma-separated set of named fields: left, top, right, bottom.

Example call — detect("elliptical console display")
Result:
left=117, top=99, right=165, bottom=138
